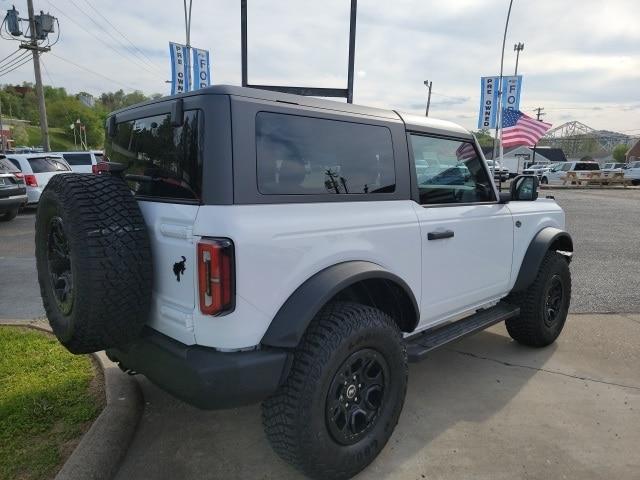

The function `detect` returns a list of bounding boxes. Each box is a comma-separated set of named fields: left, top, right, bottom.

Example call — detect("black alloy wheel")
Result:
left=325, top=348, right=389, bottom=445
left=47, top=216, right=74, bottom=315
left=543, top=275, right=564, bottom=328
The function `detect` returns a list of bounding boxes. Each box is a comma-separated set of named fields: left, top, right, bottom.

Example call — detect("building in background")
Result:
left=626, top=139, right=640, bottom=162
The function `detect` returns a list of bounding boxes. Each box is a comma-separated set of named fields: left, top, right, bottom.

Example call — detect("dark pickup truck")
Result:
left=0, top=156, right=27, bottom=221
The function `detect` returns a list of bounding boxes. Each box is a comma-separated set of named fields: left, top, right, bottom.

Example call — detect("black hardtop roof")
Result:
left=109, top=85, right=473, bottom=139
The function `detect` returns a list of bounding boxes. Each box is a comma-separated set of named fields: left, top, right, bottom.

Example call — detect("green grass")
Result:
left=25, top=126, right=75, bottom=151
left=0, top=327, right=104, bottom=480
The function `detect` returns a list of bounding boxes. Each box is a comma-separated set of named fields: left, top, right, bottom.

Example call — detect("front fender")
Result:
left=511, top=227, right=573, bottom=292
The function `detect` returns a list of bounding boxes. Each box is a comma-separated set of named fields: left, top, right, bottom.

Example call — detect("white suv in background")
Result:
left=51, top=151, right=101, bottom=174
left=6, top=154, right=72, bottom=206
left=541, top=161, right=600, bottom=185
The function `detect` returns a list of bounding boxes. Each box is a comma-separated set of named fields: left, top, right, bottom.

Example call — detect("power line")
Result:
left=0, top=50, right=30, bottom=74
left=40, top=56, right=55, bottom=85
left=67, top=0, right=163, bottom=74
left=44, top=0, right=160, bottom=78
left=49, top=51, right=137, bottom=90
left=0, top=56, right=32, bottom=78
left=0, top=49, right=22, bottom=66
left=81, top=0, right=164, bottom=72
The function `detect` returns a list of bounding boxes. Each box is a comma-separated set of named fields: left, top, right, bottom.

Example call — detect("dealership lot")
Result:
left=1, top=189, right=639, bottom=479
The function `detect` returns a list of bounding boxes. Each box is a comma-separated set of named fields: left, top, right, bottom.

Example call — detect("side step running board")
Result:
left=405, top=301, right=520, bottom=363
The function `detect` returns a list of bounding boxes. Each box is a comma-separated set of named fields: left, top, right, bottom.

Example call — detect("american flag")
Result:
left=455, top=141, right=477, bottom=161
left=501, top=109, right=552, bottom=148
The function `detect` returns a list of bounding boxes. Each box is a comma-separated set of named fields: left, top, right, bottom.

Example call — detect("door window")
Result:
left=409, top=134, right=495, bottom=205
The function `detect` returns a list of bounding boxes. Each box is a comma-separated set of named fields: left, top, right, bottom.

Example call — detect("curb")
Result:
left=0, top=321, right=144, bottom=480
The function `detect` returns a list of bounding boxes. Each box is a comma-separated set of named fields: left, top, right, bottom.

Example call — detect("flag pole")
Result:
left=493, top=0, right=514, bottom=174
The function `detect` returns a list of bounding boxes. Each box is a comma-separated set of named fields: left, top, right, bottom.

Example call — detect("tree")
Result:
left=11, top=123, right=29, bottom=146
left=612, top=144, right=628, bottom=163
left=472, top=129, right=494, bottom=148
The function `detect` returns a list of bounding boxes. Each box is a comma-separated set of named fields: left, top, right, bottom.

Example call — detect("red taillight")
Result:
left=14, top=172, right=24, bottom=179
left=197, top=238, right=235, bottom=315
left=92, top=161, right=110, bottom=174
left=24, top=174, right=38, bottom=187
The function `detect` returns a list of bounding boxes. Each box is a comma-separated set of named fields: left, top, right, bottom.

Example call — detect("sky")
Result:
left=1, top=0, right=639, bottom=135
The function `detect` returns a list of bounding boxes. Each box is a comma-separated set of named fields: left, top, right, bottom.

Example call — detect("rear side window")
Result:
left=256, top=112, right=395, bottom=195
left=28, top=157, right=71, bottom=173
left=93, top=152, right=104, bottom=163
left=0, top=158, right=20, bottom=173
left=7, top=158, right=22, bottom=171
left=575, top=162, right=599, bottom=171
left=62, top=153, right=92, bottom=165
left=105, top=110, right=202, bottom=201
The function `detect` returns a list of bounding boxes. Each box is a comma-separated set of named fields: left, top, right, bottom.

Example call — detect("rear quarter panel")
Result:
left=192, top=201, right=422, bottom=349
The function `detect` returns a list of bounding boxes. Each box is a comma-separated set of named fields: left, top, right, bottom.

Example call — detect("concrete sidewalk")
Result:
left=114, top=314, right=640, bottom=480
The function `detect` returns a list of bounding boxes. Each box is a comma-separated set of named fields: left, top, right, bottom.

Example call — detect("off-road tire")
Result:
left=505, top=251, right=571, bottom=347
left=35, top=174, right=153, bottom=354
left=0, top=207, right=18, bottom=221
left=262, top=302, right=407, bottom=480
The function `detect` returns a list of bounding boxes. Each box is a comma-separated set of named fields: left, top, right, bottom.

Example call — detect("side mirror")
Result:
left=510, top=175, right=539, bottom=201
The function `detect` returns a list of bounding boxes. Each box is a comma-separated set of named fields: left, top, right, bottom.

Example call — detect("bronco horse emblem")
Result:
left=173, top=256, right=186, bottom=282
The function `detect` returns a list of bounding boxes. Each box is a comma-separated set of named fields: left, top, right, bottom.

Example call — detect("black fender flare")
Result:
left=261, top=261, right=420, bottom=349
left=511, top=227, right=573, bottom=292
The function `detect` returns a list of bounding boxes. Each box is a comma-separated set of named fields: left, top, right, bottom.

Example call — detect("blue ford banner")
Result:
left=478, top=75, right=523, bottom=129
left=192, top=48, right=211, bottom=90
left=169, top=42, right=190, bottom=95
left=501, top=75, right=523, bottom=113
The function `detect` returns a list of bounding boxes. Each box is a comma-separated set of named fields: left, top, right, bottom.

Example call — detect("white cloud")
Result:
left=0, top=0, right=638, bottom=133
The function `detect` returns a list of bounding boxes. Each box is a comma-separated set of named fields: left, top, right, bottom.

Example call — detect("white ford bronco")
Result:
left=35, top=85, right=573, bottom=480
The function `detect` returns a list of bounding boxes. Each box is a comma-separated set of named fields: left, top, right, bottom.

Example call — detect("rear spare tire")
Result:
left=35, top=174, right=153, bottom=354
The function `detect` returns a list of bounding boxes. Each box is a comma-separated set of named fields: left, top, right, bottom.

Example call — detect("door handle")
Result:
left=427, top=230, right=454, bottom=241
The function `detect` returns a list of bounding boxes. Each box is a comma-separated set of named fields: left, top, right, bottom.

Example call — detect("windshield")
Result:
left=575, top=162, right=600, bottom=171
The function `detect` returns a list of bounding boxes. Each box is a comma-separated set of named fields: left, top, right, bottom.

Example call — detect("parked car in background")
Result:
left=0, top=156, right=27, bottom=221
left=624, top=160, right=640, bottom=185
left=6, top=154, right=72, bottom=206
left=92, top=150, right=105, bottom=164
left=541, top=161, right=600, bottom=185
left=485, top=160, right=510, bottom=181
left=51, top=151, right=101, bottom=174
left=522, top=163, right=551, bottom=177
left=601, top=162, right=627, bottom=177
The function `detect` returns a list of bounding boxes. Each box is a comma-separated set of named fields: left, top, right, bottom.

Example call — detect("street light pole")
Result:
left=183, top=0, right=193, bottom=91
left=491, top=0, right=515, bottom=172
left=514, top=42, right=524, bottom=75
left=424, top=80, right=432, bottom=117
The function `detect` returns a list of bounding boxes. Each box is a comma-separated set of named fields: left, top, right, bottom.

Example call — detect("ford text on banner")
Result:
left=192, top=48, right=211, bottom=90
left=478, top=76, right=499, bottom=129
left=169, top=42, right=190, bottom=95
left=501, top=75, right=522, bottom=112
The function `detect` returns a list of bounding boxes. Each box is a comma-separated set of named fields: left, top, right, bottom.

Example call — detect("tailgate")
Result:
left=138, top=201, right=200, bottom=345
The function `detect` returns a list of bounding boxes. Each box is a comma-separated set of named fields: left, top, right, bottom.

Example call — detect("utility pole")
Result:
left=19, top=0, right=51, bottom=151
left=514, top=42, right=524, bottom=75
left=531, top=107, right=545, bottom=164
left=424, top=80, right=432, bottom=117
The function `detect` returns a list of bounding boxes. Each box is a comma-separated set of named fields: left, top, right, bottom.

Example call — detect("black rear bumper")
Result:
left=107, top=328, right=290, bottom=410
